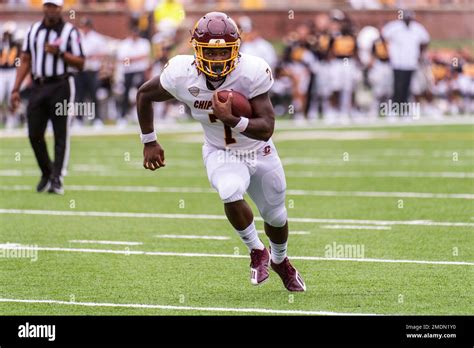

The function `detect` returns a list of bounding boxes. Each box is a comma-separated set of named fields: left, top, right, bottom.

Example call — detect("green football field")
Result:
left=0, top=121, right=473, bottom=315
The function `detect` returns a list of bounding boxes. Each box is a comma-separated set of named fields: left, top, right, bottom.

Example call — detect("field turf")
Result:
left=0, top=121, right=473, bottom=315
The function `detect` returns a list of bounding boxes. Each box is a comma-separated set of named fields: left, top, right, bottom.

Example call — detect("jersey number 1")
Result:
left=209, top=114, right=236, bottom=145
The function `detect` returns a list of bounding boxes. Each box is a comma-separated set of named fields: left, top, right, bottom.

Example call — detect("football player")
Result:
left=136, top=12, right=306, bottom=292
left=327, top=13, right=361, bottom=120
left=313, top=13, right=333, bottom=121
left=368, top=34, right=393, bottom=117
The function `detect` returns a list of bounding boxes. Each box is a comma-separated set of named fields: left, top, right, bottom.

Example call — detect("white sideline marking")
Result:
left=282, top=157, right=473, bottom=167
left=0, top=298, right=378, bottom=316
left=2, top=169, right=474, bottom=180
left=321, top=225, right=392, bottom=231
left=285, top=170, right=474, bottom=179
left=0, top=184, right=214, bottom=194
left=0, top=170, right=208, bottom=178
left=1, top=184, right=472, bottom=199
left=68, top=185, right=213, bottom=194
left=257, top=230, right=310, bottom=235
left=286, top=190, right=474, bottom=200
left=275, top=130, right=401, bottom=141
left=0, top=244, right=472, bottom=266
left=2, top=148, right=472, bottom=158
left=1, top=209, right=473, bottom=228
left=0, top=243, right=21, bottom=247
left=0, top=116, right=472, bottom=139
left=154, top=234, right=230, bottom=240
left=69, top=240, right=143, bottom=246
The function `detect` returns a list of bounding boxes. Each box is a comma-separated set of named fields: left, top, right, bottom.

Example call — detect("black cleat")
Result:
left=48, top=177, right=64, bottom=195
left=36, top=175, right=51, bottom=193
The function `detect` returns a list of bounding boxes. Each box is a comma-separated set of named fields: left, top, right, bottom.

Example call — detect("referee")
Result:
left=10, top=0, right=84, bottom=194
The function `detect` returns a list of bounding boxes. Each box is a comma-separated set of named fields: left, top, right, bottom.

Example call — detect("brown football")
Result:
left=217, top=90, right=253, bottom=118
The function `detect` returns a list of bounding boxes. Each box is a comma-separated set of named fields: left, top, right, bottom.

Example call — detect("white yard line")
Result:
left=69, top=240, right=143, bottom=246
left=2, top=148, right=473, bottom=159
left=1, top=209, right=473, bottom=227
left=281, top=158, right=473, bottom=166
left=257, top=230, right=310, bottom=235
left=0, top=184, right=472, bottom=199
left=154, top=234, right=230, bottom=240
left=0, top=116, right=472, bottom=139
left=0, top=244, right=472, bottom=266
left=285, top=171, right=474, bottom=179
left=285, top=190, right=474, bottom=199
left=0, top=169, right=474, bottom=181
left=0, top=185, right=32, bottom=189
left=0, top=171, right=205, bottom=178
left=0, top=243, right=22, bottom=247
left=0, top=185, right=214, bottom=194
left=320, top=225, right=392, bottom=231
left=0, top=298, right=378, bottom=316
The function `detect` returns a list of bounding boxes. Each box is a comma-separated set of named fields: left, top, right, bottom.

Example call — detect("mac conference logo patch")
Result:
left=188, top=86, right=200, bottom=97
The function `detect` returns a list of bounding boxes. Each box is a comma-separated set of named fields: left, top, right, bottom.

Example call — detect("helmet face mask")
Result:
left=193, top=42, right=239, bottom=78
left=191, top=12, right=241, bottom=79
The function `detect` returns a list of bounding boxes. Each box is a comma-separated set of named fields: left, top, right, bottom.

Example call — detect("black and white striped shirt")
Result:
left=22, top=19, right=84, bottom=79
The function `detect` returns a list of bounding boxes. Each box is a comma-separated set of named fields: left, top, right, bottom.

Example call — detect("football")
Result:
left=217, top=90, right=253, bottom=118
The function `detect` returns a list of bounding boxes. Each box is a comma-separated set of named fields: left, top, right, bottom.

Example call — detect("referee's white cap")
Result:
left=43, top=0, right=64, bottom=6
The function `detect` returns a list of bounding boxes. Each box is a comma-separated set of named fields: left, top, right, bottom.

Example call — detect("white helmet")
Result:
left=2, top=21, right=17, bottom=35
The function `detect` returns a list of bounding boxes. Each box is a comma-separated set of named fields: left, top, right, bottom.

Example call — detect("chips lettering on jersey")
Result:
left=188, top=86, right=200, bottom=97
left=193, top=100, right=213, bottom=110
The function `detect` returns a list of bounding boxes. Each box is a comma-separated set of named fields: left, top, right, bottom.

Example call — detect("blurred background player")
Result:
left=281, top=22, right=318, bottom=121
left=237, top=16, right=277, bottom=70
left=327, top=10, right=361, bottom=122
left=355, top=24, right=380, bottom=118
left=153, top=0, right=185, bottom=38
left=313, top=13, right=332, bottom=121
left=75, top=17, right=107, bottom=128
left=116, top=21, right=151, bottom=128
left=1, top=0, right=472, bottom=131
left=367, top=29, right=393, bottom=118
left=430, top=54, right=452, bottom=115
left=457, top=50, right=474, bottom=114
left=151, top=0, right=188, bottom=123
left=0, top=21, right=20, bottom=129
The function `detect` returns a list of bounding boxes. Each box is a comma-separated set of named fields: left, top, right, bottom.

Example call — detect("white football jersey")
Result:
left=160, top=53, right=274, bottom=151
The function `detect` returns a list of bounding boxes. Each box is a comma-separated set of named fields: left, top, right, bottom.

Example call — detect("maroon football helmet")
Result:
left=191, top=12, right=241, bottom=78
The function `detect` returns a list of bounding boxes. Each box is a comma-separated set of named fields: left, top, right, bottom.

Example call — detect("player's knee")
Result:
left=262, top=205, right=287, bottom=228
left=213, top=174, right=247, bottom=203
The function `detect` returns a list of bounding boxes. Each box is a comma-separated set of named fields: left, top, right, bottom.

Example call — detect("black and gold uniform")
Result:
left=330, top=32, right=357, bottom=59
left=372, top=38, right=389, bottom=62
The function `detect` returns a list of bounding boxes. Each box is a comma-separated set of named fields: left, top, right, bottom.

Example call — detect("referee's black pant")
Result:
left=75, top=70, right=100, bottom=121
left=27, top=76, right=74, bottom=179
left=393, top=69, right=414, bottom=106
left=120, top=71, right=145, bottom=119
